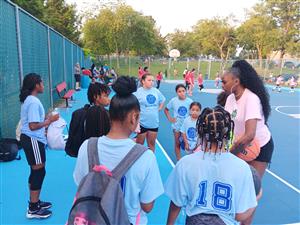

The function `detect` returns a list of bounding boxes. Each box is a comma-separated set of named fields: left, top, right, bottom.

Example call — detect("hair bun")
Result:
left=112, top=76, right=137, bottom=97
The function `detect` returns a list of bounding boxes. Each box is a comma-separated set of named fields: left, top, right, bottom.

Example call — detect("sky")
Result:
left=66, top=0, right=259, bottom=35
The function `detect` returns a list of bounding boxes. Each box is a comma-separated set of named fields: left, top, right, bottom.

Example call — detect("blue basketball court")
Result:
left=1, top=80, right=299, bottom=225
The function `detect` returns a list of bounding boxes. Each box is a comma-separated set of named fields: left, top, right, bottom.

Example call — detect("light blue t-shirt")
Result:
left=134, top=87, right=166, bottom=128
left=165, top=151, right=257, bottom=225
left=180, top=116, right=198, bottom=150
left=166, top=97, right=193, bottom=131
left=74, top=136, right=164, bottom=225
left=20, top=95, right=46, bottom=144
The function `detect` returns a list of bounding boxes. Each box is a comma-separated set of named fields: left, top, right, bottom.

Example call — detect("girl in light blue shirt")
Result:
left=180, top=102, right=201, bottom=154
left=165, top=106, right=258, bottom=225
left=134, top=73, right=165, bottom=151
left=74, top=76, right=164, bottom=224
left=164, top=84, right=193, bottom=161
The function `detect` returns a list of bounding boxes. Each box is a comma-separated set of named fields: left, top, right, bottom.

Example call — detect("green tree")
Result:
left=12, top=0, right=45, bottom=20
left=168, top=30, right=198, bottom=57
left=265, top=0, right=300, bottom=58
left=237, top=12, right=278, bottom=67
left=193, top=17, right=236, bottom=67
left=44, top=0, right=80, bottom=44
left=82, top=3, right=167, bottom=67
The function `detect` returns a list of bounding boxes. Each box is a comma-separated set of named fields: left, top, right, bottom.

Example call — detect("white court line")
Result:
left=274, top=106, right=300, bottom=119
left=157, top=140, right=300, bottom=194
left=156, top=140, right=175, bottom=168
left=266, top=169, right=300, bottom=194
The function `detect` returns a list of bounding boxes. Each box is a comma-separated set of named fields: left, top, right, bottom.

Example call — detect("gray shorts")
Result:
left=186, top=213, right=226, bottom=225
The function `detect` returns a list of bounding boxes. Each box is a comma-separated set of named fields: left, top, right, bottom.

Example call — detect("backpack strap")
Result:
left=87, top=137, right=100, bottom=172
left=112, top=144, right=148, bottom=181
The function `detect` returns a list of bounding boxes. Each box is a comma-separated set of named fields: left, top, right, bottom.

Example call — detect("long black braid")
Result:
left=195, top=106, right=234, bottom=155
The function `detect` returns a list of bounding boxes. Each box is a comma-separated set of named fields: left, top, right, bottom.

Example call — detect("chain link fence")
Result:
left=0, top=0, right=92, bottom=138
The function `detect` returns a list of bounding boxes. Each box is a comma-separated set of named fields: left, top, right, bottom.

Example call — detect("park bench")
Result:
left=56, top=81, right=75, bottom=107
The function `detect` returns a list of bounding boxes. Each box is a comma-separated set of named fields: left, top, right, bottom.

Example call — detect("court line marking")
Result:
left=274, top=106, right=300, bottom=119
left=156, top=140, right=175, bottom=168
left=157, top=140, right=300, bottom=194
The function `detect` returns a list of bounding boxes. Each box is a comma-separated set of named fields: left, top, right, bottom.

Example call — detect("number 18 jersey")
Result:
left=164, top=151, right=257, bottom=225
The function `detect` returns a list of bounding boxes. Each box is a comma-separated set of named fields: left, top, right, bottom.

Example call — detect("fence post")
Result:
left=128, top=56, right=131, bottom=75
left=208, top=60, right=212, bottom=80
left=63, top=37, right=66, bottom=83
left=186, top=58, right=189, bottom=69
left=47, top=28, right=53, bottom=108
left=71, top=45, right=74, bottom=89
left=197, top=59, right=201, bottom=73
left=15, top=6, right=23, bottom=88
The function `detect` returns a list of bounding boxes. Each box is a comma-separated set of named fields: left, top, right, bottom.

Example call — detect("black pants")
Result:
left=156, top=80, right=161, bottom=89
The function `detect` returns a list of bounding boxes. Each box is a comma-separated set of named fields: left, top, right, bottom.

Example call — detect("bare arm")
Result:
left=140, top=201, right=154, bottom=213
left=167, top=201, right=181, bottom=225
left=235, top=207, right=256, bottom=222
left=182, top=133, right=189, bottom=150
left=29, top=114, right=59, bottom=131
left=230, top=119, right=257, bottom=154
left=164, top=107, right=176, bottom=123
left=159, top=102, right=164, bottom=111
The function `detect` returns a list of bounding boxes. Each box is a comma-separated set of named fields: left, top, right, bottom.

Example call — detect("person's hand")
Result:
left=169, top=117, right=176, bottom=123
left=49, top=113, right=59, bottom=123
left=185, top=143, right=189, bottom=151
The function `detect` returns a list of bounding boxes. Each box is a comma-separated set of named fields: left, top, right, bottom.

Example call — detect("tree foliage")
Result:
left=12, top=0, right=81, bottom=45
left=82, top=4, right=166, bottom=57
left=265, top=0, right=300, bottom=58
left=237, top=7, right=278, bottom=66
left=167, top=30, right=198, bottom=57
left=193, top=17, right=236, bottom=60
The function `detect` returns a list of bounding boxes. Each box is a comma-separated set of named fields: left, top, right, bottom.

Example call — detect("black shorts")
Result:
left=75, top=74, right=81, bottom=82
left=140, top=125, right=158, bottom=134
left=255, top=137, right=274, bottom=163
left=20, top=134, right=46, bottom=165
left=185, top=81, right=190, bottom=88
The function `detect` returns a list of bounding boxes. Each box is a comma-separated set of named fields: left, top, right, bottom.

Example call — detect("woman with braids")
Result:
left=222, top=60, right=274, bottom=179
left=165, top=106, right=258, bottom=225
left=19, top=73, right=59, bottom=219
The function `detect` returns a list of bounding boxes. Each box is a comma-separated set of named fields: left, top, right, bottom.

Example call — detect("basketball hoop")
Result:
left=169, top=49, right=180, bottom=58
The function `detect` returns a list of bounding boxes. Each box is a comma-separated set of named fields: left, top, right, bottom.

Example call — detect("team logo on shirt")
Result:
left=187, top=127, right=197, bottom=139
left=178, top=106, right=188, bottom=117
left=146, top=94, right=156, bottom=104
left=231, top=109, right=237, bottom=119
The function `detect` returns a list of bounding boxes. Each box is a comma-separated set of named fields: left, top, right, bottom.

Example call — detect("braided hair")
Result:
left=196, top=106, right=234, bottom=155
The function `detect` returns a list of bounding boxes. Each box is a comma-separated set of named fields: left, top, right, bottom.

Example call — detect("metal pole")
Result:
left=63, top=37, right=66, bottom=83
left=15, top=6, right=23, bottom=88
left=47, top=27, right=53, bottom=108
left=128, top=56, right=131, bottom=75
left=197, top=59, right=200, bottom=74
left=186, top=58, right=189, bottom=69
left=208, top=60, right=212, bottom=80
left=71, top=45, right=74, bottom=88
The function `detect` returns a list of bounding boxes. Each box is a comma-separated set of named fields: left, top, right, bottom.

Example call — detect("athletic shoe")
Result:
left=26, top=207, right=52, bottom=219
left=38, top=200, right=52, bottom=209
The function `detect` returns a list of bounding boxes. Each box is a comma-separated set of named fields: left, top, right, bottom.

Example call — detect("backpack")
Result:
left=68, top=138, right=147, bottom=225
left=65, top=104, right=90, bottom=157
left=0, top=138, right=21, bottom=162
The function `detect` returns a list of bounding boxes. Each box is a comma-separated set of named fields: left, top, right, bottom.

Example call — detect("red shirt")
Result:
left=156, top=73, right=162, bottom=81
left=82, top=69, right=91, bottom=76
left=138, top=68, right=144, bottom=79
left=198, top=75, right=203, bottom=85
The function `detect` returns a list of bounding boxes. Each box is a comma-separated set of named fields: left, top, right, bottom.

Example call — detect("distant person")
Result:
left=198, top=72, right=204, bottom=92
left=19, top=73, right=59, bottom=219
left=289, top=76, right=297, bottom=93
left=74, top=63, right=81, bottom=91
left=272, top=75, right=283, bottom=92
left=156, top=71, right=163, bottom=89
left=173, top=68, right=178, bottom=78
left=187, top=68, right=195, bottom=96
left=215, top=74, right=221, bottom=88
left=74, top=76, right=164, bottom=224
